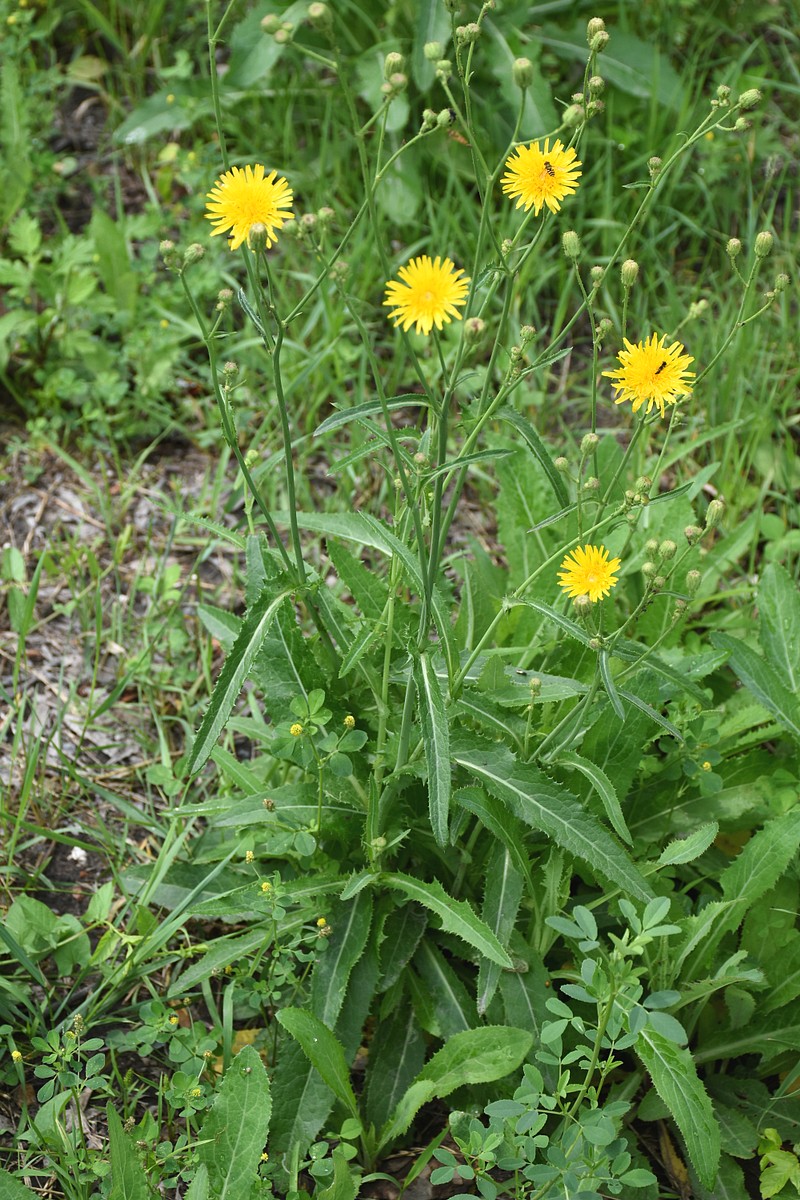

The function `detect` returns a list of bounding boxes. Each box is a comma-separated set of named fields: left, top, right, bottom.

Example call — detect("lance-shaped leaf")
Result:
left=413, top=653, right=451, bottom=846
left=452, top=735, right=652, bottom=901
left=382, top=873, right=513, bottom=968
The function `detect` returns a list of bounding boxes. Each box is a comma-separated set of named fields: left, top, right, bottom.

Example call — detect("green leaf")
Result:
left=311, top=892, right=373, bottom=1029
left=477, top=844, right=523, bottom=1015
left=712, top=632, right=800, bottom=744
left=188, top=584, right=294, bottom=774
left=197, top=1045, right=271, bottom=1199
left=721, top=809, right=800, bottom=907
left=107, top=1104, right=151, bottom=1200
left=378, top=903, right=428, bottom=992
left=554, top=751, right=631, bottom=845
left=411, top=0, right=450, bottom=90
left=759, top=563, right=800, bottom=694
left=657, top=822, right=719, bottom=866
left=454, top=786, right=533, bottom=890
left=636, top=1027, right=720, bottom=1189
left=0, top=1166, right=39, bottom=1200
left=418, top=1025, right=533, bottom=1095
left=415, top=939, right=475, bottom=1037
left=364, top=1006, right=425, bottom=1130
left=452, top=736, right=653, bottom=902
left=315, top=394, right=430, bottom=437
left=381, top=872, right=513, bottom=967
left=494, top=407, right=569, bottom=508
left=269, top=1035, right=335, bottom=1158
left=541, top=21, right=682, bottom=110
left=276, top=1009, right=359, bottom=1119
left=413, top=653, right=451, bottom=847
left=183, top=1165, right=209, bottom=1200
left=90, top=208, right=136, bottom=316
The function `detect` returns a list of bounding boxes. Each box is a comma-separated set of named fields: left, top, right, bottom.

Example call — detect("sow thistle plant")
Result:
left=149, top=5, right=789, bottom=1198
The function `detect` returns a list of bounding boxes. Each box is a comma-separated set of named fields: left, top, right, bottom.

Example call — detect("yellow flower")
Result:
left=343, top=714, right=355, bottom=729
left=384, top=255, right=470, bottom=335
left=602, top=332, right=695, bottom=418
left=205, top=164, right=294, bottom=251
left=11, top=1049, right=22, bottom=1062
left=501, top=138, right=582, bottom=215
left=290, top=723, right=304, bottom=737
left=316, top=916, right=328, bottom=927
left=558, top=544, right=621, bottom=603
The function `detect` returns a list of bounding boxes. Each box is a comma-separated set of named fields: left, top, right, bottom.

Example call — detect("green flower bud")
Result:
left=456, top=22, right=480, bottom=45
left=590, top=30, right=609, bottom=52
left=554, top=456, right=570, bottom=473
left=223, top=360, right=239, bottom=378
left=646, top=539, right=659, bottom=556
left=424, top=41, right=444, bottom=60
left=160, top=240, right=181, bottom=272
left=642, top=561, right=657, bottom=577
left=738, top=88, right=762, bottom=110
left=580, top=432, right=599, bottom=455
left=734, top=116, right=751, bottom=132
left=659, top=539, right=677, bottom=561
left=273, top=27, right=291, bottom=44
left=562, top=230, right=581, bottom=260
left=588, top=75, right=604, bottom=95
left=755, top=231, right=773, bottom=258
left=774, top=273, right=789, bottom=292
left=583, top=476, right=600, bottom=491
left=216, top=287, right=233, bottom=310
left=183, top=242, right=205, bottom=265
left=520, top=324, right=536, bottom=344
left=716, top=84, right=731, bottom=102
left=421, top=108, right=437, bottom=130
left=384, top=51, right=405, bottom=80
left=317, top=206, right=335, bottom=225
left=572, top=593, right=593, bottom=617
left=654, top=575, right=666, bottom=589
left=562, top=102, right=585, bottom=128
left=705, top=497, right=726, bottom=529
left=437, top=107, right=456, bottom=127
left=635, top=476, right=652, bottom=493
left=685, top=569, right=702, bottom=595
left=464, top=317, right=485, bottom=344
left=621, top=259, right=639, bottom=288
left=590, top=265, right=604, bottom=288
left=648, top=156, right=662, bottom=179
left=726, top=237, right=742, bottom=259
left=307, top=3, right=332, bottom=29
left=436, top=59, right=453, bottom=82
left=684, top=524, right=703, bottom=545
left=261, top=13, right=281, bottom=33
left=247, top=223, right=269, bottom=252
left=529, top=676, right=542, bottom=696
left=586, top=17, right=605, bottom=42
left=512, top=57, right=533, bottom=89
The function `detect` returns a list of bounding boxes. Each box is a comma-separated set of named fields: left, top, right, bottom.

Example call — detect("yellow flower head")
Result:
left=290, top=723, right=304, bottom=737
left=501, top=138, right=582, bottom=215
left=602, top=332, right=695, bottom=418
left=205, top=164, right=294, bottom=251
left=558, top=544, right=621, bottom=603
left=384, top=255, right=470, bottom=335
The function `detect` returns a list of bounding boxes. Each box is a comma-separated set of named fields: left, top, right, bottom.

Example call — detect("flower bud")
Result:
left=456, top=22, right=480, bottom=45
left=421, top=108, right=438, bottom=131
left=635, top=476, right=652, bottom=494
left=573, top=593, right=593, bottom=616
left=588, top=75, right=604, bottom=95
left=388, top=71, right=408, bottom=93
left=248, top=223, right=269, bottom=252
left=734, top=116, right=751, bottom=133
left=590, top=30, right=609, bottom=52
left=183, top=243, right=205, bottom=266
left=274, top=27, right=291, bottom=44
left=595, top=317, right=613, bottom=343
left=685, top=569, right=701, bottom=595
left=586, top=99, right=604, bottom=118
left=774, top=273, right=789, bottom=293
left=726, top=237, right=742, bottom=259
left=654, top=575, right=666, bottom=589
left=716, top=84, right=731, bottom=102
left=529, top=676, right=542, bottom=697
left=554, top=456, right=570, bottom=473
left=659, top=539, right=677, bottom=561
left=621, top=259, right=639, bottom=288
left=437, top=107, right=456, bottom=127
left=216, top=287, right=233, bottom=310
left=424, top=41, right=444, bottom=60
left=261, top=13, right=281, bottom=33
left=705, top=497, right=726, bottom=529
left=520, top=324, right=536, bottom=344
left=512, top=57, right=533, bottom=89
left=223, top=360, right=239, bottom=378
left=343, top=714, right=355, bottom=729
left=687, top=299, right=708, bottom=320
left=308, top=2, right=332, bottom=29
left=642, top=561, right=657, bottom=577
left=562, top=103, right=585, bottom=128
left=160, top=239, right=181, bottom=271
left=580, top=432, right=599, bottom=455
left=562, top=229, right=581, bottom=260
left=384, top=51, right=405, bottom=80
left=684, top=524, right=703, bottom=545
left=590, top=265, right=604, bottom=289
left=317, top=206, right=335, bottom=225
left=755, top=231, right=773, bottom=258
left=588, top=637, right=603, bottom=651
left=464, top=316, right=485, bottom=344
left=330, top=259, right=349, bottom=282
left=648, top=156, right=662, bottom=180
left=586, top=17, right=605, bottom=42
left=436, top=60, right=453, bottom=82
left=738, top=88, right=762, bottom=110
left=301, top=212, right=317, bottom=233
left=583, top=476, right=600, bottom=491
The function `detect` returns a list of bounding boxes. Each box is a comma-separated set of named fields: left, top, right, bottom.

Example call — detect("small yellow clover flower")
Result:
left=558, top=545, right=621, bottom=603
left=205, top=164, right=294, bottom=251
left=384, top=255, right=470, bottom=335
left=603, top=332, right=695, bottom=418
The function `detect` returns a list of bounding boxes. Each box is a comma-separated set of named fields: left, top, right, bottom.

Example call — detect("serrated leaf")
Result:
left=269, top=1035, right=335, bottom=1158
left=478, top=844, right=523, bottom=1015
left=107, top=1105, right=151, bottom=1200
left=310, top=892, right=373, bottom=1030
left=197, top=1045, right=271, bottom=1199
left=415, top=939, right=475, bottom=1036
left=381, top=872, right=513, bottom=967
left=658, top=822, right=718, bottom=866
left=413, top=653, right=451, bottom=846
left=188, top=585, right=294, bottom=774
left=712, top=632, right=800, bottom=744
left=452, top=736, right=653, bottom=902
left=0, top=1166, right=39, bottom=1200
left=378, top=903, right=428, bottom=992
left=276, top=1008, right=359, bottom=1119
left=419, top=1025, right=533, bottom=1095
left=636, top=1027, right=720, bottom=1189
left=555, top=750, right=631, bottom=845
left=454, top=786, right=532, bottom=889
left=759, top=563, right=800, bottom=694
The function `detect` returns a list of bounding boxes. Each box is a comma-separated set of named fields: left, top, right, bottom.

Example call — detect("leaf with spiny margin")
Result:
left=381, top=873, right=513, bottom=967
left=413, top=653, right=451, bottom=847
left=0, top=1167, right=38, bottom=1200
left=276, top=1009, right=358, bottom=1119
left=636, top=1026, right=720, bottom=1189
left=309, top=891, right=372, bottom=1029
left=327, top=540, right=388, bottom=620
left=377, top=902, right=428, bottom=992
left=712, top=632, right=800, bottom=743
left=188, top=585, right=294, bottom=774
left=658, top=822, right=718, bottom=866
left=452, top=735, right=653, bottom=901
left=454, top=786, right=533, bottom=890
left=555, top=750, right=631, bottom=844
left=197, top=1045, right=272, bottom=1200
left=758, top=562, right=800, bottom=694
left=478, top=844, right=523, bottom=1015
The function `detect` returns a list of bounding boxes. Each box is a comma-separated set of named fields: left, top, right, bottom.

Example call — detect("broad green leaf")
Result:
left=411, top=0, right=450, bottom=90
left=376, top=1080, right=437, bottom=1152
left=452, top=736, right=653, bottom=902
left=364, top=1005, right=425, bottom=1130
left=183, top=1165, right=209, bottom=1200
left=721, top=809, right=800, bottom=907
left=418, top=1025, right=533, bottom=1096
left=712, top=632, right=800, bottom=743
left=541, top=21, right=683, bottom=110
left=413, top=653, right=451, bottom=846
left=759, top=563, right=800, bottom=694
left=636, top=1027, right=720, bottom=1189
left=335, top=927, right=380, bottom=1064
left=310, top=892, right=373, bottom=1029
left=658, top=822, right=719, bottom=866
left=188, top=585, right=294, bottom=774
left=495, top=406, right=569, bottom=507
left=90, top=208, right=136, bottom=316
left=478, top=844, right=523, bottom=1015
left=377, top=903, right=428, bottom=992
left=695, top=1001, right=800, bottom=1066
left=269, top=1035, right=335, bottom=1157
left=694, top=1155, right=749, bottom=1200
left=499, top=944, right=550, bottom=1050
left=415, top=939, right=475, bottom=1037
left=455, top=692, right=526, bottom=753
left=108, top=1104, right=150, bottom=1200
left=0, top=1167, right=38, bottom=1200
left=197, top=1045, right=271, bottom=1199
left=326, top=540, right=388, bottom=619
left=276, top=1008, right=359, bottom=1119
left=381, top=872, right=513, bottom=967
left=555, top=751, right=631, bottom=845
